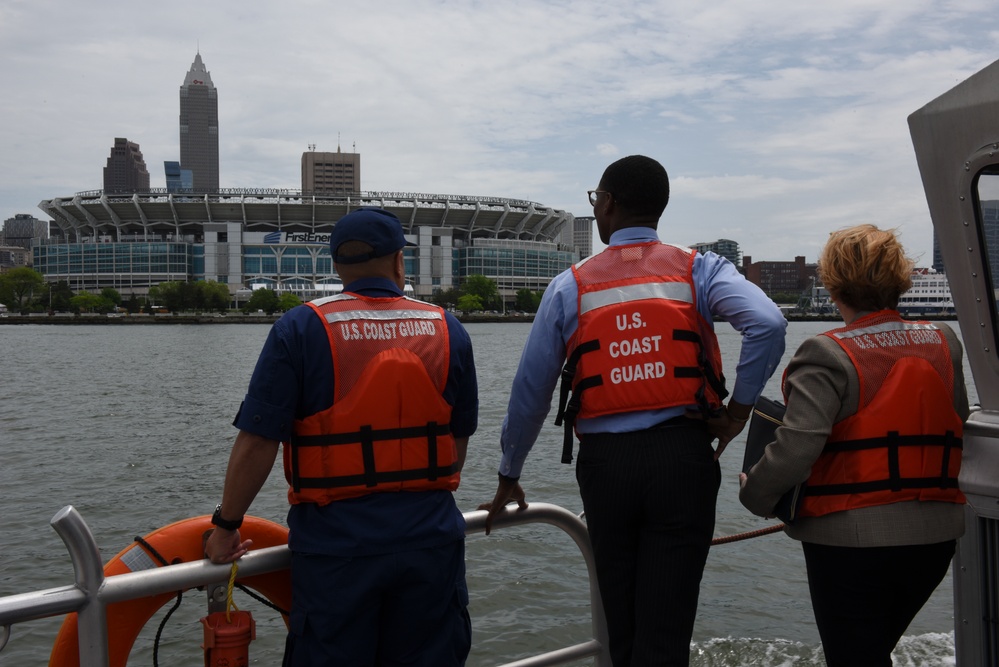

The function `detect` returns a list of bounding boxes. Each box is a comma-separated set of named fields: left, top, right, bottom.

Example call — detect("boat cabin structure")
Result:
left=910, top=56, right=999, bottom=665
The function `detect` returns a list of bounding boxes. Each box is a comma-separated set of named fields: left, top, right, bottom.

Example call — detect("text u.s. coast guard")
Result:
left=339, top=319, right=437, bottom=341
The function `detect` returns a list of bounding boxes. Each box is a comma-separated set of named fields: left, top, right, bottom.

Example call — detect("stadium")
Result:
left=34, top=188, right=577, bottom=305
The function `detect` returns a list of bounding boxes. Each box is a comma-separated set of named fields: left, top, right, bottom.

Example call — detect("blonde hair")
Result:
left=817, top=224, right=914, bottom=311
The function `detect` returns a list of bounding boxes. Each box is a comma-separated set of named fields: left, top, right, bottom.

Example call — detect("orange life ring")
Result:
left=49, top=515, right=291, bottom=667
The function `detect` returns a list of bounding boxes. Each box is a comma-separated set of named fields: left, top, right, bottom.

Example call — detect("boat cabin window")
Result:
left=974, top=166, right=999, bottom=348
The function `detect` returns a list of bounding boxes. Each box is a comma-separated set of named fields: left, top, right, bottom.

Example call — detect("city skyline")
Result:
left=2, top=2, right=998, bottom=265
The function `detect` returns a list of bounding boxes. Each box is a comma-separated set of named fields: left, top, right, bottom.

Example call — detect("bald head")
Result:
left=334, top=243, right=405, bottom=289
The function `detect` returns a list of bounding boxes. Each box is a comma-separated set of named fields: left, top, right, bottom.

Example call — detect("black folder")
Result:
left=742, top=396, right=804, bottom=524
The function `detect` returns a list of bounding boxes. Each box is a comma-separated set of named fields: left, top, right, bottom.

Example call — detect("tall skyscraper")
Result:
left=302, top=147, right=360, bottom=194
left=103, top=138, right=150, bottom=194
left=179, top=52, right=219, bottom=192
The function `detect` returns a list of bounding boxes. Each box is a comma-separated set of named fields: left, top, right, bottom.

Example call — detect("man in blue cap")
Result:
left=207, top=207, right=478, bottom=666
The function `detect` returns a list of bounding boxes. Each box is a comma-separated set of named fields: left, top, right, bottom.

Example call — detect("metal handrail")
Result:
left=0, top=503, right=610, bottom=667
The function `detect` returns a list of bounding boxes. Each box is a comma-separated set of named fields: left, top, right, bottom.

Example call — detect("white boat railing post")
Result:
left=50, top=505, right=110, bottom=667
left=464, top=502, right=611, bottom=667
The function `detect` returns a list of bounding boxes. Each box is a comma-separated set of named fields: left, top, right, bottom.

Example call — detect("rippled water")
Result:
left=0, top=320, right=969, bottom=666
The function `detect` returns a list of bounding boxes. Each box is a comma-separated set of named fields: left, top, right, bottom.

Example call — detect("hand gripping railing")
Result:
left=0, top=503, right=610, bottom=667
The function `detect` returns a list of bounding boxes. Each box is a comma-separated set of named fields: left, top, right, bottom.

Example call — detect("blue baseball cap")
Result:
left=330, top=207, right=415, bottom=264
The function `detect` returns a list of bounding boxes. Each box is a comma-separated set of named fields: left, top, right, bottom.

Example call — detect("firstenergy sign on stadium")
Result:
left=260, top=231, right=331, bottom=245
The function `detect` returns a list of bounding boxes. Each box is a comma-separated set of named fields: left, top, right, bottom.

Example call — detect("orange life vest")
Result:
left=797, top=311, right=964, bottom=518
left=283, top=293, right=460, bottom=505
left=555, top=242, right=727, bottom=462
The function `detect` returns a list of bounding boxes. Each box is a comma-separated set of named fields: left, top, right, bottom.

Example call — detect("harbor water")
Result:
left=0, top=320, right=969, bottom=666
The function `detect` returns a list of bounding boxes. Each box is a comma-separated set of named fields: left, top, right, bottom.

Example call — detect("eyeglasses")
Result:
left=587, top=190, right=611, bottom=206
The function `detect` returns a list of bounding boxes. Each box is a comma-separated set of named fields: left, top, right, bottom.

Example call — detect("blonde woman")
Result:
left=740, top=224, right=969, bottom=666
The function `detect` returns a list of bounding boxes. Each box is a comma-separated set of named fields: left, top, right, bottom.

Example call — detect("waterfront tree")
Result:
left=515, top=288, right=543, bottom=313
left=48, top=281, right=74, bottom=312
left=150, top=282, right=181, bottom=312
left=200, top=281, right=232, bottom=312
left=125, top=294, right=142, bottom=314
left=0, top=267, right=45, bottom=310
left=430, top=287, right=460, bottom=311
left=69, top=292, right=106, bottom=313
left=243, top=288, right=280, bottom=314
left=278, top=292, right=302, bottom=311
left=462, top=274, right=499, bottom=310
left=100, top=287, right=122, bottom=308
left=457, top=294, right=483, bottom=313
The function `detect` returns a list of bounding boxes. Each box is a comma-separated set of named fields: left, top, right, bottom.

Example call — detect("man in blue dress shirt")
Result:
left=207, top=207, right=478, bottom=666
left=480, top=156, right=786, bottom=666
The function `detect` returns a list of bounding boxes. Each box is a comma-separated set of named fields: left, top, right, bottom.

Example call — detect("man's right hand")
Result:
left=477, top=476, right=528, bottom=535
left=205, top=527, right=253, bottom=564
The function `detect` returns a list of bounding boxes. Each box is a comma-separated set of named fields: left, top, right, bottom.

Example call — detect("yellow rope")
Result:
left=225, top=562, right=240, bottom=622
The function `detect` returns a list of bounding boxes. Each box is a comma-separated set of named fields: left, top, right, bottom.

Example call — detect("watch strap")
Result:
left=211, top=504, right=243, bottom=531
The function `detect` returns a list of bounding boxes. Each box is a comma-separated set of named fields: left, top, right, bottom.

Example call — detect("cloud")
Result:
left=2, top=0, right=998, bottom=266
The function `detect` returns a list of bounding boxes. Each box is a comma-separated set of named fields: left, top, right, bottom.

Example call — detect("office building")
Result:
left=103, top=138, right=150, bottom=194
left=0, top=245, right=32, bottom=269
left=742, top=255, right=816, bottom=296
left=3, top=214, right=48, bottom=249
left=302, top=149, right=360, bottom=194
left=179, top=52, right=219, bottom=191
left=164, top=161, right=194, bottom=192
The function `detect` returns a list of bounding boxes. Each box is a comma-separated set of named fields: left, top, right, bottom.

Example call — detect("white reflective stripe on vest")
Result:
left=323, top=309, right=444, bottom=323
left=580, top=282, right=693, bottom=316
left=832, top=320, right=939, bottom=339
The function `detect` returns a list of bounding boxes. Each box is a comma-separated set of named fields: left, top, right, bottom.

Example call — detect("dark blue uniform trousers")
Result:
left=282, top=540, right=471, bottom=667
left=576, top=419, right=720, bottom=667
left=802, top=540, right=955, bottom=667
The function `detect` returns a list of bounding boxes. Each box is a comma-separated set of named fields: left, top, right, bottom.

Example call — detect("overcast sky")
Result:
left=2, top=0, right=997, bottom=264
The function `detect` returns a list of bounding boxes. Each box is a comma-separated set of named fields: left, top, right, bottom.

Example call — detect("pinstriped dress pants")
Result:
left=576, top=419, right=719, bottom=667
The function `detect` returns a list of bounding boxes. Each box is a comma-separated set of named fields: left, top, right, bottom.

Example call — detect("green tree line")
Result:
left=427, top=275, right=544, bottom=313
left=0, top=268, right=544, bottom=316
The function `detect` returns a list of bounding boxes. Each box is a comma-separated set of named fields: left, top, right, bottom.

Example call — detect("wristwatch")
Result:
left=210, top=504, right=243, bottom=531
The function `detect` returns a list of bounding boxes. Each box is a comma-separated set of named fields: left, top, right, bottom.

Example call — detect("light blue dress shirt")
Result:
left=498, top=226, right=787, bottom=478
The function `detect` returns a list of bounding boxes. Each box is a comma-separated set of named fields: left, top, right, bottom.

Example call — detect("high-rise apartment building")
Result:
left=179, top=52, right=219, bottom=192
left=103, top=138, right=150, bottom=194
left=692, top=238, right=741, bottom=267
left=573, top=216, right=594, bottom=259
left=302, top=149, right=360, bottom=194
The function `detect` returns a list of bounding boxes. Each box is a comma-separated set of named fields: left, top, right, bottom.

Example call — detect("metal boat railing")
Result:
left=0, top=503, right=610, bottom=667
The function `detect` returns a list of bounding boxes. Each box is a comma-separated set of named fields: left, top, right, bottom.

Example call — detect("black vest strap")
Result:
left=804, top=476, right=961, bottom=497
left=360, top=425, right=377, bottom=488
left=939, top=430, right=957, bottom=489
left=426, top=421, right=439, bottom=482
left=560, top=376, right=603, bottom=464
left=671, top=329, right=728, bottom=414
left=887, top=431, right=902, bottom=492
left=554, top=339, right=601, bottom=464
left=290, top=422, right=453, bottom=490
left=291, top=423, right=451, bottom=447
left=822, top=433, right=963, bottom=453
left=804, top=430, right=963, bottom=498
